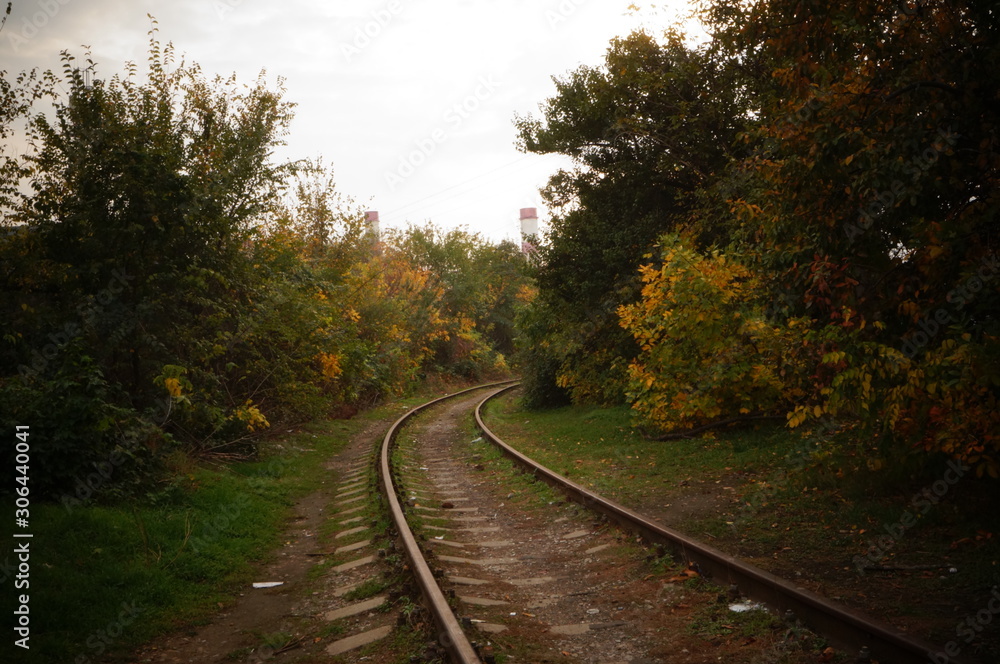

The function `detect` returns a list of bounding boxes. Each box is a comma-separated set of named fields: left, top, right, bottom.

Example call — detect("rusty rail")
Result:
left=378, top=380, right=516, bottom=664
left=475, top=383, right=960, bottom=664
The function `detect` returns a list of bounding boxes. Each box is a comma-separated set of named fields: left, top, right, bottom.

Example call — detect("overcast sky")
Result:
left=2, top=0, right=698, bottom=243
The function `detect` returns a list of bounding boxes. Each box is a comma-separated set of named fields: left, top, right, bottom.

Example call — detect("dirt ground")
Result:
left=126, top=389, right=842, bottom=664
left=395, top=391, right=828, bottom=664
left=131, top=417, right=393, bottom=664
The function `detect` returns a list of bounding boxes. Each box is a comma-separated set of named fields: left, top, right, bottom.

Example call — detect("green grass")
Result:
left=480, top=392, right=796, bottom=510
left=0, top=414, right=377, bottom=664
left=342, top=576, right=390, bottom=602
left=689, top=597, right=779, bottom=639
left=481, top=389, right=1000, bottom=658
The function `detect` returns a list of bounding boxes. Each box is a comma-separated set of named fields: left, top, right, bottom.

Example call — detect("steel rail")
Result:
left=475, top=383, right=961, bottom=664
left=378, top=380, right=517, bottom=664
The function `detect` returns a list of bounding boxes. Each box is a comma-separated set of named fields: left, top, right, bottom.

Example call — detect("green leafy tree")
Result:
left=394, top=225, right=529, bottom=374
left=619, top=236, right=812, bottom=436
left=1, top=27, right=298, bottom=492
left=514, top=29, right=755, bottom=405
left=705, top=0, right=1000, bottom=471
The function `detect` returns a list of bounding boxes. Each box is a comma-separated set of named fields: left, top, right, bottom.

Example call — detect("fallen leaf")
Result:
left=666, top=565, right=701, bottom=583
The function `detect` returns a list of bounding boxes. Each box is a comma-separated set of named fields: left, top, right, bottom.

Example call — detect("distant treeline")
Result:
left=0, top=34, right=533, bottom=500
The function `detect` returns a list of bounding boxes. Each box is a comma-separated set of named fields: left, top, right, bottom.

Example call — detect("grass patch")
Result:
left=689, top=601, right=779, bottom=640
left=480, top=392, right=793, bottom=509
left=315, top=620, right=347, bottom=640
left=0, top=411, right=383, bottom=664
left=481, top=389, right=1000, bottom=658
left=342, top=576, right=390, bottom=602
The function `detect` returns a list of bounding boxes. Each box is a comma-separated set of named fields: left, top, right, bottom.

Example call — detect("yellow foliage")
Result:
left=317, top=352, right=343, bottom=379
left=620, top=236, right=810, bottom=434
left=516, top=283, right=538, bottom=303
left=164, top=377, right=183, bottom=398
left=493, top=353, right=509, bottom=372
left=235, top=400, right=270, bottom=432
left=156, top=365, right=191, bottom=402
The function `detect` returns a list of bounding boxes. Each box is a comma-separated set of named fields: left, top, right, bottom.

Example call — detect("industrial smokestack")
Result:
left=366, top=210, right=381, bottom=236
left=519, top=207, right=538, bottom=237
left=520, top=207, right=538, bottom=255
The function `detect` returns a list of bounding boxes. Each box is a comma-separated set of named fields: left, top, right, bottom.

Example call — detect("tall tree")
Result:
left=392, top=225, right=531, bottom=376
left=514, top=29, right=755, bottom=405
left=17, top=32, right=294, bottom=399
left=705, top=0, right=999, bottom=469
left=0, top=29, right=297, bottom=493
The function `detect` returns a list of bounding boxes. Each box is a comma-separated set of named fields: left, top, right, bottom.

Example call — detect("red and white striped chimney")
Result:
left=519, top=207, right=538, bottom=236
left=520, top=207, right=538, bottom=254
left=366, top=210, right=380, bottom=236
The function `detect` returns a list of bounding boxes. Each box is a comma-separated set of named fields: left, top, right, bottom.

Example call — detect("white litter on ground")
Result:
left=729, top=601, right=767, bottom=613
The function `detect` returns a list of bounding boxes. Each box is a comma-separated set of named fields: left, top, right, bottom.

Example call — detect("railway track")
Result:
left=362, top=381, right=963, bottom=663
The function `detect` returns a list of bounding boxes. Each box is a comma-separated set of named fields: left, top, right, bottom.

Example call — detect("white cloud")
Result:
left=1, top=0, right=699, bottom=242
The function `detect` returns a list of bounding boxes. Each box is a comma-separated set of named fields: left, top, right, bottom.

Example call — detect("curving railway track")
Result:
left=341, top=381, right=968, bottom=663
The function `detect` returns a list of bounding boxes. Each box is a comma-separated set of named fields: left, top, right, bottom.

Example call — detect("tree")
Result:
left=274, top=157, right=370, bottom=264
left=514, top=29, right=755, bottom=405
left=391, top=225, right=531, bottom=378
left=18, top=30, right=293, bottom=396
left=705, top=0, right=1000, bottom=471
left=619, top=236, right=811, bottom=436
left=0, top=27, right=299, bottom=493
